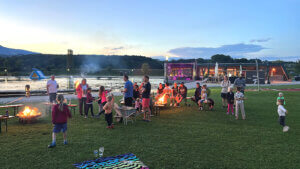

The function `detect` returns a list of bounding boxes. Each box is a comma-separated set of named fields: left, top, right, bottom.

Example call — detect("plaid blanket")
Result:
left=73, top=153, right=149, bottom=169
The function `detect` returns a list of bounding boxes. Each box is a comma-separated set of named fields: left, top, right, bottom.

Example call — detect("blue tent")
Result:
left=29, top=68, right=46, bottom=80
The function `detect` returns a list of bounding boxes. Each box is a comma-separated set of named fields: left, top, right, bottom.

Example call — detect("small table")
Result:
left=68, top=104, right=77, bottom=115
left=42, top=102, right=55, bottom=114
left=0, top=115, right=15, bottom=133
left=42, top=102, right=77, bottom=115
left=153, top=104, right=166, bottom=116
left=0, top=104, right=24, bottom=116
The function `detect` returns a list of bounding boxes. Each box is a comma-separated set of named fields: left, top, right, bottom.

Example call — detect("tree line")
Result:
left=0, top=54, right=299, bottom=76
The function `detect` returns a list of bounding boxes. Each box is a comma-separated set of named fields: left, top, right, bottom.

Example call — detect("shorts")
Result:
left=221, top=93, right=227, bottom=99
left=49, top=93, right=57, bottom=103
left=142, top=98, right=150, bottom=108
left=53, top=123, right=67, bottom=133
left=200, top=99, right=206, bottom=103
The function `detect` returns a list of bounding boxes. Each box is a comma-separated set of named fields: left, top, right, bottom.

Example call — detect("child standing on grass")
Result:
left=48, top=94, right=72, bottom=148
left=227, top=87, right=234, bottom=115
left=96, top=86, right=109, bottom=118
left=277, top=92, right=286, bottom=105
left=235, top=87, right=246, bottom=120
left=277, top=99, right=289, bottom=132
left=103, top=95, right=114, bottom=129
left=85, top=88, right=94, bottom=118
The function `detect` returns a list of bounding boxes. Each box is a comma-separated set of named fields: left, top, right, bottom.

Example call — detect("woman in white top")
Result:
left=220, top=76, right=231, bottom=108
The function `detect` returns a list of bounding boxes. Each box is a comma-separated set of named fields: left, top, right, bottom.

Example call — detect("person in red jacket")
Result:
left=76, top=78, right=89, bottom=116
left=48, top=94, right=72, bottom=148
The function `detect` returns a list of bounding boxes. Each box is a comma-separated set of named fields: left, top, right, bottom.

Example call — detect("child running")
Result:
left=227, top=87, right=234, bottom=115
left=103, top=94, right=114, bottom=129
left=48, top=94, right=72, bottom=148
left=277, top=99, right=289, bottom=132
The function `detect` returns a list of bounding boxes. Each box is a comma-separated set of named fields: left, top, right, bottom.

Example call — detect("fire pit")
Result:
left=155, top=94, right=168, bottom=105
left=16, top=106, right=42, bottom=124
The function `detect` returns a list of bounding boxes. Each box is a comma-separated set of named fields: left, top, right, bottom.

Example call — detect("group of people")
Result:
left=219, top=75, right=246, bottom=120
left=154, top=82, right=187, bottom=107
left=46, top=73, right=290, bottom=148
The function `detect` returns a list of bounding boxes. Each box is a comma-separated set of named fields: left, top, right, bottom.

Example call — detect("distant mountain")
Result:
left=0, top=45, right=39, bottom=57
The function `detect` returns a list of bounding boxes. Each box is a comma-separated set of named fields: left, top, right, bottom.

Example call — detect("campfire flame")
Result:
left=157, top=94, right=168, bottom=105
left=16, top=106, right=42, bottom=118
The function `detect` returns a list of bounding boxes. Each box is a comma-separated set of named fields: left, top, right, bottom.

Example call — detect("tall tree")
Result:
left=211, top=54, right=233, bottom=63
left=295, top=60, right=300, bottom=74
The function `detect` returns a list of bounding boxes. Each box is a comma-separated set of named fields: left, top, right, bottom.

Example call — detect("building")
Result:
left=164, top=62, right=289, bottom=84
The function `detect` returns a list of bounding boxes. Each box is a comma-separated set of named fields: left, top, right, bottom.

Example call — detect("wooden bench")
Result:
left=0, top=115, right=15, bottom=133
left=0, top=104, right=24, bottom=116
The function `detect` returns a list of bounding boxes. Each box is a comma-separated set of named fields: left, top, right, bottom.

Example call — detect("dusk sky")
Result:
left=0, top=0, right=299, bottom=60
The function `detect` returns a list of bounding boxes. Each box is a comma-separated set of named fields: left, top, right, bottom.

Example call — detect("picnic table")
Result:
left=43, top=102, right=77, bottom=115
left=0, top=115, right=15, bottom=133
left=0, top=104, right=24, bottom=116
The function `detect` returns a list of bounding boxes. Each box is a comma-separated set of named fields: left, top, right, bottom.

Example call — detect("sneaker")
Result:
left=84, top=116, right=87, bottom=119
left=63, top=141, right=68, bottom=145
left=226, top=112, right=229, bottom=115
left=283, top=126, right=289, bottom=132
left=111, top=125, right=114, bottom=129
left=232, top=112, right=234, bottom=115
left=170, top=103, right=173, bottom=106
left=48, top=142, right=56, bottom=148
left=106, top=126, right=111, bottom=129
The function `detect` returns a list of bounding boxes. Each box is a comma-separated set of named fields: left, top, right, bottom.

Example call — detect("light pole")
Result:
left=164, top=56, right=169, bottom=84
left=255, top=59, right=260, bottom=91
left=4, top=68, right=8, bottom=83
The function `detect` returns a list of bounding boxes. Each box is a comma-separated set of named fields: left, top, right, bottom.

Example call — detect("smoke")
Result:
left=79, top=55, right=123, bottom=74
left=80, top=55, right=102, bottom=74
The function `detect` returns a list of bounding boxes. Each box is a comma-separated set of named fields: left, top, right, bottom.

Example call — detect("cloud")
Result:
left=168, top=43, right=266, bottom=59
left=103, top=46, right=125, bottom=55
left=258, top=56, right=299, bottom=61
left=250, top=38, right=272, bottom=43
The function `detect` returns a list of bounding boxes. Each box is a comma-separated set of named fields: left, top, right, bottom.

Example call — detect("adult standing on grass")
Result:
left=76, top=78, right=89, bottom=116
left=220, top=76, right=231, bottom=108
left=47, top=75, right=59, bottom=103
left=141, top=75, right=151, bottom=122
left=234, top=74, right=246, bottom=93
left=122, top=75, right=133, bottom=107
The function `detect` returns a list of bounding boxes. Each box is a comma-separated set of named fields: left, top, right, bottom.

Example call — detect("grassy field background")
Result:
left=0, top=85, right=300, bottom=169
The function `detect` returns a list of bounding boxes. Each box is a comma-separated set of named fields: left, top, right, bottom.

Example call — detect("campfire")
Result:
left=16, top=106, right=42, bottom=124
left=156, top=94, right=168, bottom=105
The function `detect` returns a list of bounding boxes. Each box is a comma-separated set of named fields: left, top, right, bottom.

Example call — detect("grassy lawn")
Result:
left=1, top=86, right=300, bottom=169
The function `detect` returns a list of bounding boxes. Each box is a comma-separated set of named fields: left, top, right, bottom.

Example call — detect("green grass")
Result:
left=1, top=86, right=300, bottom=169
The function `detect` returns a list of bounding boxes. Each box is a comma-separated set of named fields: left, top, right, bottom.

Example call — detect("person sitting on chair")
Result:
left=192, top=82, right=202, bottom=108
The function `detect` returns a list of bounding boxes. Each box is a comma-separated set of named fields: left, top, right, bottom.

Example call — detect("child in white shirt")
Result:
left=234, top=87, right=246, bottom=120
left=277, top=99, right=289, bottom=132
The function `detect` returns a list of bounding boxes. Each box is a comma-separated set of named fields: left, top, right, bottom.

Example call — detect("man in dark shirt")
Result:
left=142, top=75, right=151, bottom=122
left=178, top=82, right=188, bottom=106
left=192, top=83, right=201, bottom=106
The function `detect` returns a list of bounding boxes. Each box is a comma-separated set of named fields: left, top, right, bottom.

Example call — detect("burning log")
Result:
left=16, top=106, right=42, bottom=124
